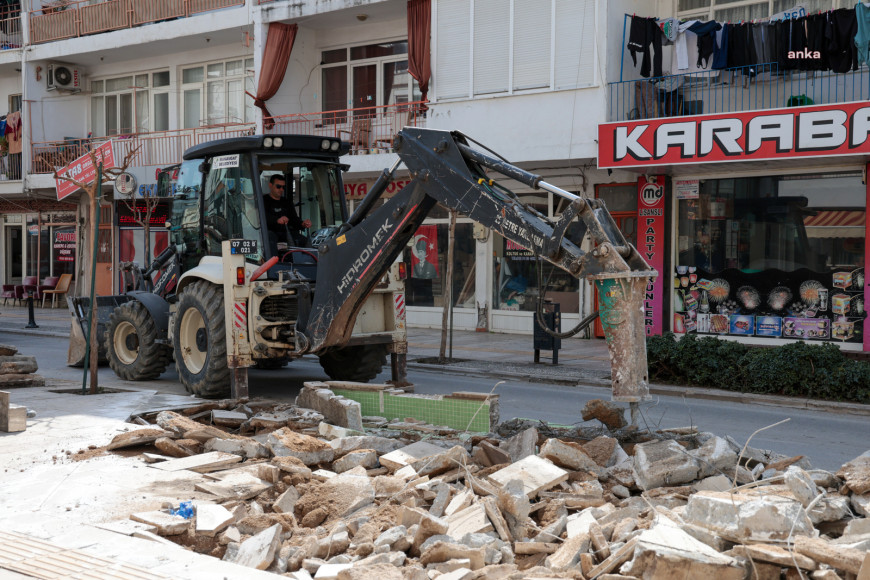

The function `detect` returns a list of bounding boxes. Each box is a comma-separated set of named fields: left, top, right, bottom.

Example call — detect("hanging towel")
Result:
left=856, top=2, right=870, bottom=67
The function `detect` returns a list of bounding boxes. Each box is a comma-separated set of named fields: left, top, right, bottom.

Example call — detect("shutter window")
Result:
left=554, top=0, right=595, bottom=89
left=435, top=0, right=471, bottom=100
left=513, top=0, right=551, bottom=90
left=473, top=0, right=509, bottom=95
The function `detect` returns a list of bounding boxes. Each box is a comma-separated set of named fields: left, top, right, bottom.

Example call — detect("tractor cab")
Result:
left=163, top=135, right=351, bottom=283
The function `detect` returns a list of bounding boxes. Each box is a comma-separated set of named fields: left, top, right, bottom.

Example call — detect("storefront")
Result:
left=0, top=203, right=78, bottom=289
left=599, top=102, right=870, bottom=351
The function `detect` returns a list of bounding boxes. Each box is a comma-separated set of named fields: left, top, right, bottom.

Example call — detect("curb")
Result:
left=0, top=327, right=69, bottom=339
left=408, top=361, right=870, bottom=418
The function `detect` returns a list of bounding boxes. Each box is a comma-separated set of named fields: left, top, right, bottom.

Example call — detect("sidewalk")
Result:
left=3, top=303, right=869, bottom=416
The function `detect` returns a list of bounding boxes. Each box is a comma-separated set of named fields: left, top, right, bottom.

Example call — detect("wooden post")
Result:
left=439, top=210, right=456, bottom=363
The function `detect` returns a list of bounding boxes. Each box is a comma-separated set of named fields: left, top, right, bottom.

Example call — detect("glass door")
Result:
left=4, top=223, right=23, bottom=284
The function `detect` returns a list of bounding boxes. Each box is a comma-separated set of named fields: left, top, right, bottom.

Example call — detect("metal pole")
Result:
left=619, top=13, right=629, bottom=83
left=82, top=164, right=102, bottom=396
left=25, top=292, right=38, bottom=328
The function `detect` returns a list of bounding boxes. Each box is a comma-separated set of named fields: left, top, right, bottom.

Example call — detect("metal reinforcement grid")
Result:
left=331, top=389, right=491, bottom=432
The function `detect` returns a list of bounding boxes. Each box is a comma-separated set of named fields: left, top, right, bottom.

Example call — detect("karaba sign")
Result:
left=598, top=101, right=870, bottom=169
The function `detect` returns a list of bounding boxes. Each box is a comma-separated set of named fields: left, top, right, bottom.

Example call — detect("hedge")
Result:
left=646, top=333, right=870, bottom=404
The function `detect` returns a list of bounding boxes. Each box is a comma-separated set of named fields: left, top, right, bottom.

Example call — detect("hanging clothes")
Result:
left=5, top=110, right=21, bottom=155
left=712, top=25, right=729, bottom=69
left=658, top=17, right=679, bottom=44
left=856, top=2, right=870, bottom=67
left=627, top=15, right=664, bottom=78
left=827, top=8, right=858, bottom=73
left=688, top=21, right=722, bottom=69
left=672, top=20, right=700, bottom=72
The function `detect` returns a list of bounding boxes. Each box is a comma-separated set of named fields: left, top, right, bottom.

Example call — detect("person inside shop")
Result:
left=693, top=225, right=714, bottom=272
left=263, top=174, right=311, bottom=252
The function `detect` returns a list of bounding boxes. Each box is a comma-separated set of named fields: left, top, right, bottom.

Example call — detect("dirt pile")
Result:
left=104, top=389, right=870, bottom=579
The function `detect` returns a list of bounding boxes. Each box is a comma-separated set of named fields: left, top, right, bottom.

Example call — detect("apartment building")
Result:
left=4, top=0, right=866, bottom=352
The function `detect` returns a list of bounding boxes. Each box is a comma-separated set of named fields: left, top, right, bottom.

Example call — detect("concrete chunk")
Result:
left=488, top=455, right=569, bottom=498
left=785, top=466, right=819, bottom=507
left=130, top=510, right=190, bottom=536
left=204, top=436, right=270, bottom=459
left=333, top=449, right=379, bottom=474
left=409, top=445, right=468, bottom=477
left=297, top=384, right=364, bottom=431
left=336, top=563, right=403, bottom=580
left=544, top=533, right=590, bottom=571
left=0, top=355, right=38, bottom=374
left=634, top=439, right=700, bottom=491
left=267, top=427, right=335, bottom=465
left=730, top=544, right=818, bottom=570
left=379, top=441, right=448, bottom=472
left=329, top=435, right=404, bottom=457
left=581, top=399, right=627, bottom=430
left=106, top=428, right=169, bottom=450
left=684, top=491, right=815, bottom=543
left=538, top=438, right=602, bottom=474
left=498, top=427, right=537, bottom=462
left=837, top=450, right=870, bottom=495
left=211, top=410, right=247, bottom=427
left=689, top=435, right=738, bottom=479
left=273, top=486, right=299, bottom=514
left=419, top=541, right=486, bottom=570
left=195, top=503, right=235, bottom=537
left=224, top=523, right=282, bottom=570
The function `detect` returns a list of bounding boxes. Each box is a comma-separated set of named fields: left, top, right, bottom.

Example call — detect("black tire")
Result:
left=318, top=344, right=388, bottom=382
left=173, top=281, right=230, bottom=398
left=105, top=301, right=171, bottom=381
left=254, top=358, right=291, bottom=370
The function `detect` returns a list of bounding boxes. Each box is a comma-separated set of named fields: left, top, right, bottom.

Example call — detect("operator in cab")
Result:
left=263, top=174, right=311, bottom=251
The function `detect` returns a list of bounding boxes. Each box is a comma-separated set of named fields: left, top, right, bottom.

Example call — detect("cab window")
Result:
left=202, top=155, right=263, bottom=262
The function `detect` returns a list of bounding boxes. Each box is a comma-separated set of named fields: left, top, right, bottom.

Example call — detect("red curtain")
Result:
left=407, top=0, right=431, bottom=102
left=252, top=23, right=297, bottom=129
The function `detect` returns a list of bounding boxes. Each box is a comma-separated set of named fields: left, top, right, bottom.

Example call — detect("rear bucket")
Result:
left=592, top=272, right=656, bottom=402
left=66, top=295, right=134, bottom=367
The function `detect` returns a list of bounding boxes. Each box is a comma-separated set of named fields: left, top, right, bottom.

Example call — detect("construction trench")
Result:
left=49, top=378, right=869, bottom=580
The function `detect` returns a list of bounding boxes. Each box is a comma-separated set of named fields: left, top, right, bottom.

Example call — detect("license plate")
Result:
left=230, top=239, right=258, bottom=255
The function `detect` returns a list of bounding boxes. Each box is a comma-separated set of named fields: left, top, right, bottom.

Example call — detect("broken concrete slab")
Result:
left=0, top=355, right=38, bottom=374
left=0, top=343, right=18, bottom=356
left=271, top=455, right=313, bottom=478
left=498, top=427, right=537, bottom=462
left=273, top=486, right=299, bottom=514
left=379, top=441, right=448, bottom=472
left=837, top=450, right=870, bottom=495
left=684, top=491, right=815, bottom=543
left=0, top=390, right=26, bottom=432
left=105, top=428, right=169, bottom=450
left=474, top=441, right=511, bottom=467
left=195, top=503, right=235, bottom=537
left=409, top=445, right=468, bottom=477
left=808, top=496, right=850, bottom=525
left=795, top=536, right=866, bottom=575
left=488, top=455, right=568, bottom=498
left=538, top=438, right=602, bottom=474
left=297, top=383, right=364, bottom=431
left=692, top=474, right=732, bottom=493
left=204, top=436, right=270, bottom=459
left=333, top=449, right=379, bottom=473
left=623, top=519, right=746, bottom=580
left=785, top=466, right=819, bottom=508
left=335, top=563, right=404, bottom=580
left=544, top=532, right=590, bottom=571
left=851, top=493, right=870, bottom=517
left=129, top=510, right=190, bottom=535
left=154, top=436, right=196, bottom=458
left=689, top=435, right=738, bottom=479
left=730, top=544, right=818, bottom=571
left=95, top=519, right=157, bottom=537
left=329, top=435, right=403, bottom=458
left=0, top=373, right=45, bottom=388
left=156, top=410, right=240, bottom=441
left=634, top=439, right=700, bottom=491
left=318, top=423, right=364, bottom=440
left=419, top=541, right=486, bottom=570
left=267, top=428, right=335, bottom=465
left=224, top=523, right=282, bottom=570
left=149, top=450, right=242, bottom=473
left=446, top=504, right=493, bottom=537
left=211, top=410, right=247, bottom=428
left=296, top=472, right=375, bottom=520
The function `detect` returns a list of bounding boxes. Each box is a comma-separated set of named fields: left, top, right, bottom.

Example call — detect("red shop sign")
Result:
left=639, top=175, right=665, bottom=336
left=56, top=141, right=116, bottom=201
left=598, top=101, right=870, bottom=169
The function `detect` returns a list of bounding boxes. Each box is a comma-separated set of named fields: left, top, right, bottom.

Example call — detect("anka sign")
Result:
left=598, top=101, right=870, bottom=169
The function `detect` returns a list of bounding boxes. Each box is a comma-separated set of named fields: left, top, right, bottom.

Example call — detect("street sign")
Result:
left=55, top=141, right=116, bottom=201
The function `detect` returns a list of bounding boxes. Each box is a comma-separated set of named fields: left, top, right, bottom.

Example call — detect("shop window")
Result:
left=675, top=172, right=865, bottom=344
left=404, top=223, right=475, bottom=308
left=492, top=233, right=580, bottom=313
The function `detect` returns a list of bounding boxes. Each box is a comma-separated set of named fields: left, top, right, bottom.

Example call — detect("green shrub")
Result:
left=646, top=333, right=870, bottom=403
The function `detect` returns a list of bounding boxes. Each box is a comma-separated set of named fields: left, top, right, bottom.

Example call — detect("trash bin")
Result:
left=533, top=301, right=561, bottom=364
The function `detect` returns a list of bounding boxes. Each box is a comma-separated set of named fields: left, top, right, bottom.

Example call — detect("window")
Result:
left=8, top=94, right=21, bottom=113
left=678, top=0, right=852, bottom=21
left=202, top=155, right=262, bottom=261
left=320, top=42, right=421, bottom=117
left=182, top=58, right=254, bottom=128
left=435, top=0, right=596, bottom=101
left=403, top=223, right=476, bottom=308
left=90, top=70, right=169, bottom=135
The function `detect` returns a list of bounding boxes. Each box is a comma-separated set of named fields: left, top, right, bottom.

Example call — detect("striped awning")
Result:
left=804, top=210, right=865, bottom=238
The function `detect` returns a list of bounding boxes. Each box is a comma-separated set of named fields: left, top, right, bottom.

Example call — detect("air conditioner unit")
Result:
left=47, top=63, right=82, bottom=92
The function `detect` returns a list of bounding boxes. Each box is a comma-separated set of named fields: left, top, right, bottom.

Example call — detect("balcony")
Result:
left=607, top=63, right=870, bottom=122
left=28, top=0, right=244, bottom=44
left=0, top=5, right=23, bottom=50
left=30, top=122, right=255, bottom=174
left=265, top=101, right=428, bottom=156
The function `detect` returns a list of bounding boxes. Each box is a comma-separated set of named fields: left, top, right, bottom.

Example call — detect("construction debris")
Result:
left=88, top=391, right=870, bottom=579
left=0, top=390, right=26, bottom=433
left=0, top=344, right=45, bottom=389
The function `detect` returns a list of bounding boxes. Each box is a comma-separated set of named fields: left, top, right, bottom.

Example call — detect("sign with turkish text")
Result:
left=638, top=175, right=665, bottom=336
left=56, top=141, right=116, bottom=200
left=598, top=102, right=870, bottom=169
left=53, top=229, right=76, bottom=262
left=344, top=179, right=412, bottom=200
left=674, top=179, right=699, bottom=199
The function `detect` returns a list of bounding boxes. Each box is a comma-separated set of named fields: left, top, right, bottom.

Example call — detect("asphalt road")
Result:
left=2, top=330, right=867, bottom=472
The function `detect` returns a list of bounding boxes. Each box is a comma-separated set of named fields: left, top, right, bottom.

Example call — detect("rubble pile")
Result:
left=105, top=385, right=870, bottom=580
left=0, top=343, right=44, bottom=389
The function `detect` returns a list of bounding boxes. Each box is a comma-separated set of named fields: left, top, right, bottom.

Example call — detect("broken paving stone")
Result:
left=0, top=355, right=38, bottom=374
left=538, top=438, right=602, bottom=474
left=272, top=486, right=299, bottom=514
left=194, top=503, right=234, bottom=537
left=837, top=450, right=870, bottom=495
left=730, top=544, right=818, bottom=571
left=582, top=435, right=620, bottom=467
left=498, top=427, right=537, bottom=462
left=808, top=496, right=850, bottom=525
left=0, top=344, right=18, bottom=356
left=156, top=410, right=241, bottom=441
left=267, top=427, right=335, bottom=465
left=224, top=523, right=282, bottom=570
left=211, top=410, right=247, bottom=427
left=204, top=436, right=269, bottom=459
left=419, top=541, right=486, bottom=570
left=106, top=428, right=169, bottom=450
left=544, top=532, right=590, bottom=571
left=150, top=451, right=242, bottom=473
left=488, top=455, right=568, bottom=498
left=333, top=449, right=378, bottom=473
left=683, top=491, right=815, bottom=543
left=154, top=437, right=198, bottom=458
left=329, top=435, right=403, bottom=458
left=379, top=441, right=449, bottom=472
left=851, top=493, right=870, bottom=517
left=130, top=510, right=190, bottom=536
left=633, top=439, right=700, bottom=491
left=785, top=466, right=819, bottom=508
left=692, top=474, right=732, bottom=493
left=318, top=423, right=364, bottom=440
left=689, top=435, right=738, bottom=479
left=795, top=536, right=866, bottom=575
left=581, top=399, right=627, bottom=430
left=271, top=455, right=313, bottom=479
left=447, top=504, right=493, bottom=538
left=409, top=445, right=468, bottom=477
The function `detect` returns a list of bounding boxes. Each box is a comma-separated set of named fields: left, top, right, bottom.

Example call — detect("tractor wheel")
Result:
left=105, top=301, right=171, bottom=381
left=318, top=344, right=388, bottom=382
left=173, top=281, right=230, bottom=398
left=254, top=358, right=290, bottom=370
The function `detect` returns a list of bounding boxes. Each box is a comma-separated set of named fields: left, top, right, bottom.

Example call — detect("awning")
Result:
left=803, top=210, right=865, bottom=239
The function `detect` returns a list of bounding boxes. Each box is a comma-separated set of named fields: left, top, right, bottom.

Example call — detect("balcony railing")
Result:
left=31, top=122, right=255, bottom=174
left=29, top=0, right=244, bottom=44
left=608, top=63, right=870, bottom=122
left=1, top=154, right=22, bottom=181
left=265, top=101, right=429, bottom=155
left=0, top=5, right=23, bottom=50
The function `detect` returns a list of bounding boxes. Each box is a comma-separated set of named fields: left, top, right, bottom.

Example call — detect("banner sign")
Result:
left=54, top=230, right=76, bottom=262
left=638, top=175, right=666, bottom=336
left=56, top=141, right=116, bottom=201
left=598, top=102, right=870, bottom=169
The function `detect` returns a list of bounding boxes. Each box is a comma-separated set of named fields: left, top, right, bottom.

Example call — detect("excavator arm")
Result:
left=295, top=128, right=657, bottom=402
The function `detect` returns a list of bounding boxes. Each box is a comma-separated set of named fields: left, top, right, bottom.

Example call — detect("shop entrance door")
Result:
left=95, top=206, right=113, bottom=296
left=4, top=224, right=23, bottom=284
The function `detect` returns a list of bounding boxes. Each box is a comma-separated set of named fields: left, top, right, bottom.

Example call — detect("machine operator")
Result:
left=263, top=174, right=311, bottom=250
